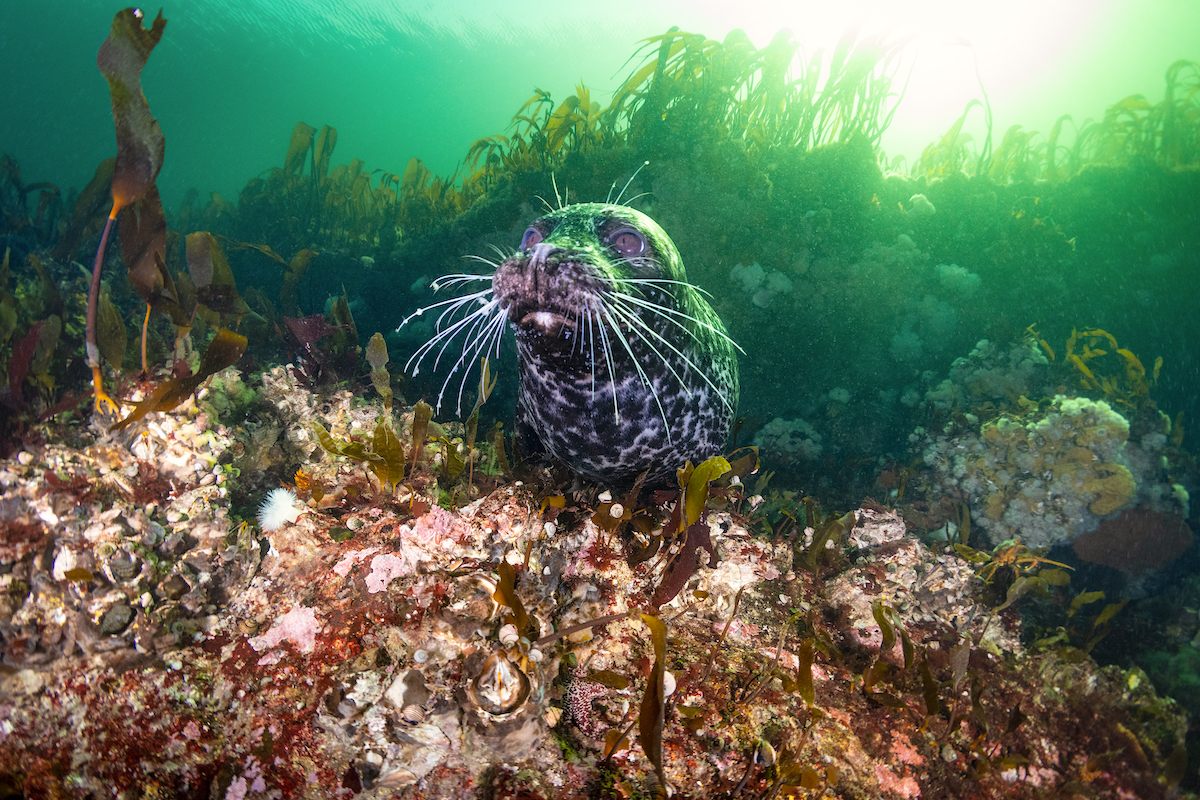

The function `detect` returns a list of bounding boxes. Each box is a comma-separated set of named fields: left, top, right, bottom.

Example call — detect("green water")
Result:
left=3, top=1, right=1198, bottom=207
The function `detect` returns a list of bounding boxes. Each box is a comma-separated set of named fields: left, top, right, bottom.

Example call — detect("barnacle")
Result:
left=467, top=650, right=531, bottom=716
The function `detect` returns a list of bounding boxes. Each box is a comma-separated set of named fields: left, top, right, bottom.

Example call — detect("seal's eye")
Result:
left=608, top=226, right=646, bottom=258
left=520, top=227, right=543, bottom=250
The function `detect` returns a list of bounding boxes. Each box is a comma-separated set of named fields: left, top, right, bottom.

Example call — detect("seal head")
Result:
left=491, top=202, right=739, bottom=483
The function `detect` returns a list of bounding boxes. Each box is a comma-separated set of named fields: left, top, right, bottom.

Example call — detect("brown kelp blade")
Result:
left=119, top=185, right=181, bottom=315
left=97, top=8, right=166, bottom=211
left=284, top=122, right=317, bottom=176
left=53, top=158, right=114, bottom=260
left=185, top=232, right=249, bottom=321
left=112, top=329, right=247, bottom=431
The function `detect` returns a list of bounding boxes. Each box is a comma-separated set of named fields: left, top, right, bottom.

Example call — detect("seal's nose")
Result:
left=527, top=242, right=560, bottom=272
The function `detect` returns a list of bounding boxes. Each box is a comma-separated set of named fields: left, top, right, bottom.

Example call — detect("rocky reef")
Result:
left=0, top=369, right=1190, bottom=798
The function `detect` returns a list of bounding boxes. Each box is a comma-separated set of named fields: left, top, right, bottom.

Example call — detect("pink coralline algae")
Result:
left=248, top=605, right=320, bottom=656
left=365, top=552, right=412, bottom=593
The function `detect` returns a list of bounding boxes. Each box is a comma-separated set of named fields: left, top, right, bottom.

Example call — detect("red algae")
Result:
left=0, top=367, right=1189, bottom=798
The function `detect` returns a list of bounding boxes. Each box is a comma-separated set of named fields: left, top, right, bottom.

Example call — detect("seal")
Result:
left=401, top=202, right=740, bottom=483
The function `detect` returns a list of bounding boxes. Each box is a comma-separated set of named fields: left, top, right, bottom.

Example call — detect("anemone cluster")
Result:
left=919, top=393, right=1186, bottom=549
left=752, top=416, right=824, bottom=466
left=918, top=337, right=1052, bottom=413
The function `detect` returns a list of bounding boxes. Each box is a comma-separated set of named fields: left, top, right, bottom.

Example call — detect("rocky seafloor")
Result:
left=0, top=366, right=1191, bottom=799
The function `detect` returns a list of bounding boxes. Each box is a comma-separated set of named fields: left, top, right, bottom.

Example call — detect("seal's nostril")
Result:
left=528, top=242, right=558, bottom=271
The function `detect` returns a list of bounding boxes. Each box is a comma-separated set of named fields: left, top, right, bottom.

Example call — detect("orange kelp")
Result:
left=86, top=7, right=167, bottom=413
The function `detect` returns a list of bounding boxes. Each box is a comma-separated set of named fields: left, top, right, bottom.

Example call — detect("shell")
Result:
left=467, top=650, right=530, bottom=716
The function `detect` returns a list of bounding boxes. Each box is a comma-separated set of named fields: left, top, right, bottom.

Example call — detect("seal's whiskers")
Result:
left=620, top=276, right=715, bottom=299
left=397, top=287, right=492, bottom=328
left=404, top=296, right=495, bottom=375
left=431, top=272, right=492, bottom=288
left=430, top=301, right=496, bottom=373
left=608, top=299, right=733, bottom=413
left=606, top=302, right=694, bottom=398
left=593, top=308, right=621, bottom=423
left=600, top=306, right=673, bottom=444
left=446, top=310, right=508, bottom=415
left=585, top=303, right=597, bottom=398
left=610, top=291, right=745, bottom=354
left=611, top=160, right=650, bottom=206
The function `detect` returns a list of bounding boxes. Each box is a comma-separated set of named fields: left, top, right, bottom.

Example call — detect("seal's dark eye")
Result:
left=520, top=227, right=543, bottom=250
left=608, top=226, right=645, bottom=258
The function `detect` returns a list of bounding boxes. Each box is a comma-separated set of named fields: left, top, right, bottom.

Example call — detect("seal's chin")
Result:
left=518, top=309, right=572, bottom=337
left=510, top=305, right=582, bottom=357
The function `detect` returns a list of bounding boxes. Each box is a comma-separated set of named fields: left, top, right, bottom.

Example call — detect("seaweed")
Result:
left=368, top=421, right=405, bottom=492
left=636, top=613, right=668, bottom=798
left=112, top=328, right=247, bottom=431
left=1061, top=327, right=1160, bottom=409
left=87, top=8, right=167, bottom=413
left=186, top=232, right=248, bottom=326
left=919, top=59, right=1200, bottom=182
left=365, top=332, right=392, bottom=411
left=493, top=561, right=531, bottom=637
left=408, top=400, right=432, bottom=475
left=678, top=455, right=731, bottom=528
left=650, top=519, right=717, bottom=608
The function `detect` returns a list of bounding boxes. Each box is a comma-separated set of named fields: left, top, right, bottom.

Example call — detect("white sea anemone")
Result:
left=257, top=487, right=304, bottom=532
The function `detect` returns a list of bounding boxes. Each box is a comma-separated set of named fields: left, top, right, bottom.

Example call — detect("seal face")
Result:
left=402, top=202, right=740, bottom=483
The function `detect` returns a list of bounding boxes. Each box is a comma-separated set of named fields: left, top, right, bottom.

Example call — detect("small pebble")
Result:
left=161, top=574, right=190, bottom=600
left=99, top=603, right=135, bottom=635
left=107, top=551, right=140, bottom=582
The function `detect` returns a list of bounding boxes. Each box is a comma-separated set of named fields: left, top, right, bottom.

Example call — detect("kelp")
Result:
left=4, top=322, right=42, bottom=409
left=96, top=290, right=127, bottom=370
left=0, top=155, right=63, bottom=249
left=494, top=561, right=532, bottom=637
left=369, top=421, right=405, bottom=491
left=797, top=503, right=857, bottom=573
left=1062, top=327, right=1159, bottom=409
left=677, top=455, right=731, bottom=528
left=279, top=248, right=317, bottom=316
left=99, top=9, right=166, bottom=212
left=919, top=59, right=1200, bottom=182
left=86, top=8, right=167, bottom=413
left=218, top=121, right=415, bottom=254
left=119, top=185, right=178, bottom=317
left=366, top=332, right=392, bottom=410
left=408, top=400, right=433, bottom=476
left=637, top=613, right=668, bottom=798
left=186, top=232, right=249, bottom=325
left=650, top=519, right=717, bottom=608
left=112, top=328, right=247, bottom=431
left=283, top=123, right=316, bottom=177
left=607, top=27, right=906, bottom=156
left=311, top=418, right=408, bottom=493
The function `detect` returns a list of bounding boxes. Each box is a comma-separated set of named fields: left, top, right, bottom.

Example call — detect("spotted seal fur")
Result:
left=400, top=202, right=740, bottom=483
